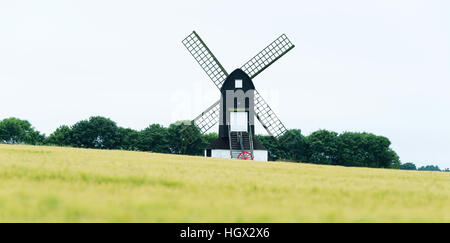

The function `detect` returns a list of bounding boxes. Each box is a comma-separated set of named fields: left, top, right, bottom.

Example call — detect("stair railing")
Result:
left=249, top=126, right=254, bottom=158
left=238, top=132, right=244, bottom=152
left=227, top=123, right=233, bottom=158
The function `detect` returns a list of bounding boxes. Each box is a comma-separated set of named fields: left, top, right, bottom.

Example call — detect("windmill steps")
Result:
left=230, top=131, right=251, bottom=150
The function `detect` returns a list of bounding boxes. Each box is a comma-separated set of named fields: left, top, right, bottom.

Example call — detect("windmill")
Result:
left=181, top=31, right=294, bottom=161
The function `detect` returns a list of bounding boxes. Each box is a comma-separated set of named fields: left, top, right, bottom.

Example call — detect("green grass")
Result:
left=0, top=144, right=449, bottom=222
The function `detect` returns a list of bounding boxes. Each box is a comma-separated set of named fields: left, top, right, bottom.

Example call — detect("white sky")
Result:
left=1, top=0, right=449, bottom=168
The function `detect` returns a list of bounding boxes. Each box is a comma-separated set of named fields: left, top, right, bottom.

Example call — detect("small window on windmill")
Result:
left=235, top=79, right=243, bottom=88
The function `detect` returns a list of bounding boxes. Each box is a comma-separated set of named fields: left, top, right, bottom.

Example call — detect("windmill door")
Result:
left=230, top=112, right=248, bottom=132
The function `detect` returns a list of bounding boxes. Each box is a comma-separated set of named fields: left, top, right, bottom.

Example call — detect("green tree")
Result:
left=117, top=127, right=140, bottom=151
left=71, top=116, right=120, bottom=149
left=400, top=162, right=417, bottom=170
left=364, top=133, right=400, bottom=168
left=45, top=125, right=72, bottom=146
left=137, top=124, right=170, bottom=153
left=307, top=130, right=338, bottom=165
left=336, top=132, right=367, bottom=167
left=279, top=129, right=309, bottom=162
left=387, top=150, right=401, bottom=169
left=336, top=132, right=399, bottom=168
left=167, top=121, right=205, bottom=155
left=0, top=117, right=44, bottom=145
left=418, top=165, right=441, bottom=171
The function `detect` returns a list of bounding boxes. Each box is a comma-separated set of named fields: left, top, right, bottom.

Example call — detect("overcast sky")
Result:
left=1, top=0, right=449, bottom=168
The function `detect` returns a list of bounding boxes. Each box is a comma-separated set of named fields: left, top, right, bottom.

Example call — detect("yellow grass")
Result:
left=0, top=144, right=449, bottom=222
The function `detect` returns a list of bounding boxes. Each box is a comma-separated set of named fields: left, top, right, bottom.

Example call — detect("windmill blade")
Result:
left=191, top=100, right=220, bottom=134
left=180, top=100, right=220, bottom=143
left=241, top=34, right=295, bottom=79
left=182, top=31, right=228, bottom=89
left=254, top=90, right=287, bottom=139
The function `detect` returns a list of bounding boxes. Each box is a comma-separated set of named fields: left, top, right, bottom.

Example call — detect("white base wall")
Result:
left=205, top=149, right=268, bottom=162
left=252, top=150, right=268, bottom=161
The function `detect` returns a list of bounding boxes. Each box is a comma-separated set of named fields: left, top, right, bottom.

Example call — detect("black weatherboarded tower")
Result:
left=181, top=31, right=295, bottom=161
left=218, top=69, right=255, bottom=138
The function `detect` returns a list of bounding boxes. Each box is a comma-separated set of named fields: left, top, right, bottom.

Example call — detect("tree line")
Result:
left=0, top=116, right=447, bottom=171
left=399, top=163, right=447, bottom=172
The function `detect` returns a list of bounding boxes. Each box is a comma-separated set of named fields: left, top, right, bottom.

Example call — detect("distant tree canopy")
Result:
left=45, top=125, right=72, bottom=146
left=307, top=130, right=339, bottom=165
left=0, top=117, right=44, bottom=145
left=138, top=124, right=170, bottom=153
left=280, top=129, right=309, bottom=162
left=257, top=129, right=400, bottom=168
left=398, top=162, right=445, bottom=172
left=400, top=162, right=417, bottom=170
left=0, top=116, right=437, bottom=170
left=70, top=116, right=121, bottom=149
left=418, top=165, right=441, bottom=171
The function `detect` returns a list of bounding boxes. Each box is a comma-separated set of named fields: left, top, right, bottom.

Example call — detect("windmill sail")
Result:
left=241, top=34, right=295, bottom=79
left=254, top=90, right=287, bottom=139
left=191, top=100, right=220, bottom=134
left=182, top=31, right=228, bottom=89
left=180, top=100, right=220, bottom=144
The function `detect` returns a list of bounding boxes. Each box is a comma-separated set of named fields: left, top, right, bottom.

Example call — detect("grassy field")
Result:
left=0, top=144, right=449, bottom=222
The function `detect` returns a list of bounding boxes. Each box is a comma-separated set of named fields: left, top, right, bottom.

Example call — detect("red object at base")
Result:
left=237, top=152, right=253, bottom=160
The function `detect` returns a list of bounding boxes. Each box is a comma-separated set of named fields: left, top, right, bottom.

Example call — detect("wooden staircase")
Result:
left=228, top=125, right=254, bottom=159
